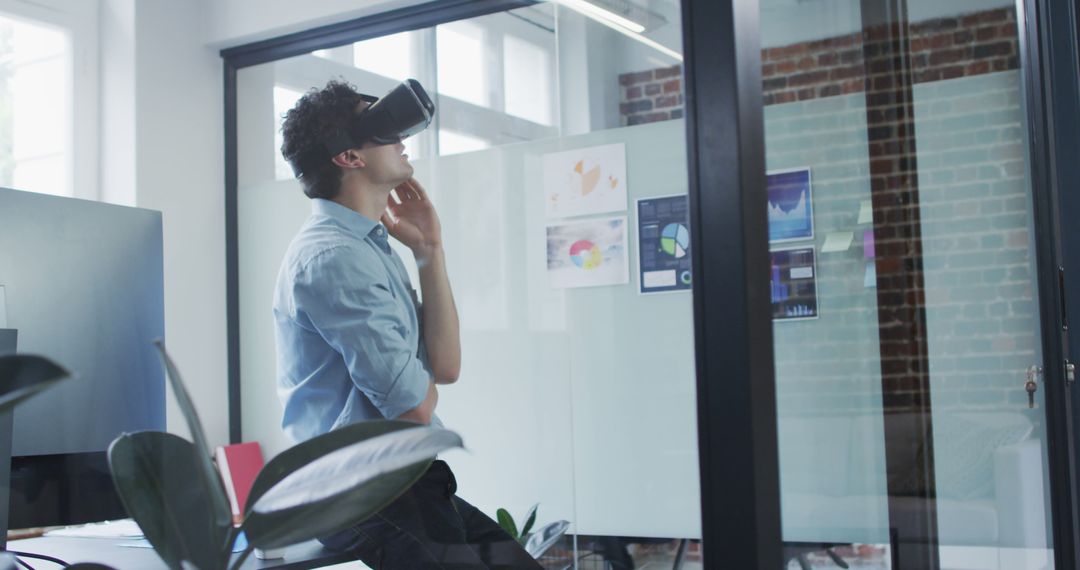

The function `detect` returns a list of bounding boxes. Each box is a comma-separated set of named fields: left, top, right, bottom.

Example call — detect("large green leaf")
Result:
left=242, top=420, right=462, bottom=550
left=108, top=431, right=232, bottom=570
left=153, top=341, right=232, bottom=530
left=520, top=503, right=538, bottom=540
left=496, top=508, right=518, bottom=540
left=0, top=354, right=70, bottom=412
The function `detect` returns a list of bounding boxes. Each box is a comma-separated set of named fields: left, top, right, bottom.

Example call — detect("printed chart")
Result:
left=637, top=195, right=692, bottom=294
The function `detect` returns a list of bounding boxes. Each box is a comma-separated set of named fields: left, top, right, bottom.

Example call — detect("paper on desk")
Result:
left=858, top=200, right=873, bottom=225
left=45, top=518, right=144, bottom=539
left=119, top=532, right=249, bottom=553
left=821, top=231, right=854, bottom=253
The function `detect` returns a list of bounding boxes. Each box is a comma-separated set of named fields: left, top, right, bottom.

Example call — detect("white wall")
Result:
left=99, top=0, right=228, bottom=447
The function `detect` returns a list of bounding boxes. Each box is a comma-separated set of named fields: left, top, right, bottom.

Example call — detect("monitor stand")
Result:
left=0, top=328, right=17, bottom=550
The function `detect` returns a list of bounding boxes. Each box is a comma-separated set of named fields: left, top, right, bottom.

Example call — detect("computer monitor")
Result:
left=0, top=188, right=166, bottom=529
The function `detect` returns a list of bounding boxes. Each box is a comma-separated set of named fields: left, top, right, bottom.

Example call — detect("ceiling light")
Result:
left=554, top=0, right=646, bottom=33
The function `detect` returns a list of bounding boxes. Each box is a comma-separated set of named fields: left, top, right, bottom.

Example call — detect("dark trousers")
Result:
left=319, top=460, right=543, bottom=569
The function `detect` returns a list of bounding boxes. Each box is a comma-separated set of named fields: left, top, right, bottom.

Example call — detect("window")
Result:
left=436, top=22, right=487, bottom=108
left=273, top=85, right=304, bottom=180
left=353, top=31, right=416, bottom=81
left=0, top=12, right=71, bottom=197
left=437, top=129, right=490, bottom=156
left=503, top=35, right=554, bottom=126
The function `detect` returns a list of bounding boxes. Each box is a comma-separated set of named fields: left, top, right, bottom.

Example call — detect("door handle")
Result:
left=1026, top=365, right=1042, bottom=409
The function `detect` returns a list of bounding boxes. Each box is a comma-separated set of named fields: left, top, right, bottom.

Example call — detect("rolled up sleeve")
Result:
left=293, top=245, right=431, bottom=419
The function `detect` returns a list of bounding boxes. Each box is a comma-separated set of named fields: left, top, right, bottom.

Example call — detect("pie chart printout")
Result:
left=637, top=195, right=693, bottom=294
left=570, top=239, right=603, bottom=270
left=660, top=223, right=690, bottom=259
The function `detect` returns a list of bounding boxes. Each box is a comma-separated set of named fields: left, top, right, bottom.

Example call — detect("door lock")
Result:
left=1066, top=360, right=1075, bottom=384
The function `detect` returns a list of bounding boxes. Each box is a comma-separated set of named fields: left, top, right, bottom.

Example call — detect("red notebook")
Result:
left=215, top=442, right=265, bottom=525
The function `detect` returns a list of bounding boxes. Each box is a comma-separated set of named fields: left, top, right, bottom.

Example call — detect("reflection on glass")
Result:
left=0, top=13, right=71, bottom=197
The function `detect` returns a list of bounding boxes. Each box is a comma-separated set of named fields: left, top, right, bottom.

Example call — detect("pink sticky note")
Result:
left=863, top=230, right=875, bottom=259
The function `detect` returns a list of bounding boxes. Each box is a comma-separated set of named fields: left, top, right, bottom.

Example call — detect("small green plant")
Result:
left=496, top=503, right=538, bottom=545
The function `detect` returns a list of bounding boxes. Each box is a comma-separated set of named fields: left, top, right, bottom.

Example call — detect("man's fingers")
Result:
left=407, top=178, right=430, bottom=201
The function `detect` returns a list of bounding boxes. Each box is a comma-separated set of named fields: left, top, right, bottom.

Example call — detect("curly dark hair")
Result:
left=280, top=79, right=369, bottom=200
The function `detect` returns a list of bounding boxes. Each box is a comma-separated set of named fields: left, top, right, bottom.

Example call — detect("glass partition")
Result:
left=759, top=0, right=1054, bottom=567
left=236, top=2, right=701, bottom=567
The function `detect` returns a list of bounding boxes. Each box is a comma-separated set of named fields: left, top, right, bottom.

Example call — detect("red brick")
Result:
left=978, top=9, right=1009, bottom=23
left=619, top=70, right=653, bottom=86
left=965, top=60, right=990, bottom=75
left=841, top=79, right=864, bottom=94
left=763, top=77, right=788, bottom=92
left=818, top=84, right=842, bottom=97
left=645, top=83, right=662, bottom=96
left=829, top=66, right=864, bottom=82
left=929, top=47, right=965, bottom=66
left=654, top=65, right=681, bottom=79
left=817, top=52, right=839, bottom=67
left=797, top=87, right=815, bottom=100
left=973, top=41, right=1013, bottom=59
left=788, top=69, right=830, bottom=87
left=937, top=65, right=963, bottom=79
left=927, top=33, right=954, bottom=50
left=762, top=63, right=776, bottom=77
left=663, top=79, right=681, bottom=93
left=626, top=86, right=642, bottom=99
left=776, top=59, right=797, bottom=74
left=766, top=43, right=808, bottom=60
left=797, top=56, right=816, bottom=70
left=774, top=91, right=797, bottom=104
left=976, top=26, right=999, bottom=42
left=641, top=111, right=670, bottom=123
left=655, top=94, right=680, bottom=108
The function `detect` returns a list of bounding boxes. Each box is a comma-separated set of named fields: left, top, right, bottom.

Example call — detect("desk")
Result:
left=7, top=536, right=361, bottom=569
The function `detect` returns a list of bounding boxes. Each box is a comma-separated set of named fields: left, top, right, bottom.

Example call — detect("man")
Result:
left=273, top=80, right=540, bottom=569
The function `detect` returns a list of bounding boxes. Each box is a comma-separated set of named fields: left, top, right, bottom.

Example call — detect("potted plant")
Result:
left=106, top=342, right=462, bottom=570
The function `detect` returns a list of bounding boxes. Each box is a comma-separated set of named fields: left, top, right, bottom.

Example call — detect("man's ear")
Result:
left=331, top=148, right=365, bottom=169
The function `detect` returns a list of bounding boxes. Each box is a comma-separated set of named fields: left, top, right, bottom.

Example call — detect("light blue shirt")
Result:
left=273, top=198, right=438, bottom=443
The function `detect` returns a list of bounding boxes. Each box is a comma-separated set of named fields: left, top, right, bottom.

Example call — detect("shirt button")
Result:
left=376, top=227, right=384, bottom=235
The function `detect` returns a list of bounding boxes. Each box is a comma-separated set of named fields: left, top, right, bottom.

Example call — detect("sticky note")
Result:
left=863, top=230, right=875, bottom=259
left=822, top=231, right=854, bottom=253
left=864, top=263, right=877, bottom=288
left=858, top=200, right=873, bottom=225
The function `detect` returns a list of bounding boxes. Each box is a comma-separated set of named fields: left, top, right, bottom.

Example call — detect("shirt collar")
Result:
left=311, top=198, right=385, bottom=241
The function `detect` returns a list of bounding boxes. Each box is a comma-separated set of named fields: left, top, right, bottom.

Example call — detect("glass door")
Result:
left=757, top=0, right=1071, bottom=567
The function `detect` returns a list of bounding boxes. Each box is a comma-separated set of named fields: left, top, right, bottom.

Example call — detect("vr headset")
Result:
left=289, top=79, right=436, bottom=179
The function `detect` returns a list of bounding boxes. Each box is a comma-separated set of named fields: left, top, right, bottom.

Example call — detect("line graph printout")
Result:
left=767, top=168, right=814, bottom=243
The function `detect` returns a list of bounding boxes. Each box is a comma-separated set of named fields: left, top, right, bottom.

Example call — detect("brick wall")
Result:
left=615, top=5, right=1033, bottom=420
left=618, top=65, right=684, bottom=126
left=618, top=7, right=1018, bottom=124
